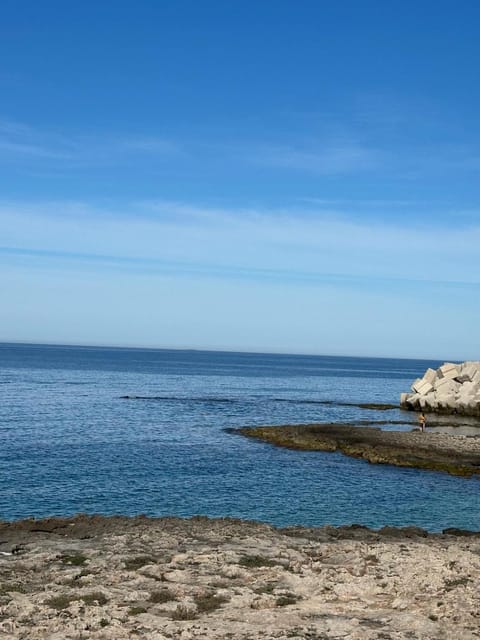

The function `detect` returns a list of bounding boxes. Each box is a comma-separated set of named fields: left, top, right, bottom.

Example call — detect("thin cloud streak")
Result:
left=255, top=142, right=380, bottom=174
left=1, top=200, right=479, bottom=285
left=1, top=245, right=479, bottom=289
left=0, top=118, right=182, bottom=167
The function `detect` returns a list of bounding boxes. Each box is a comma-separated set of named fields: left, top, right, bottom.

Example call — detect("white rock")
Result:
left=402, top=361, right=480, bottom=415
left=418, top=397, right=429, bottom=410
left=435, top=379, right=459, bottom=398
left=423, top=368, right=437, bottom=384
left=437, top=363, right=460, bottom=380
left=456, top=362, right=479, bottom=383
left=458, top=381, right=479, bottom=399
left=412, top=379, right=434, bottom=395
left=434, top=376, right=455, bottom=391
left=406, top=393, right=421, bottom=405
left=410, top=378, right=422, bottom=393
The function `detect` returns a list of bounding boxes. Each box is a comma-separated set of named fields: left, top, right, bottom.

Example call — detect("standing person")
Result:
left=418, top=412, right=426, bottom=432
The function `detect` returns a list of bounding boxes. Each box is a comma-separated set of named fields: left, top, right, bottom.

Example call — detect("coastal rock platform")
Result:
left=1, top=515, right=480, bottom=640
left=236, top=423, right=480, bottom=476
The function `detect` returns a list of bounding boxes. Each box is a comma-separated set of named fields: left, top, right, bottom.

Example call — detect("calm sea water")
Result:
left=0, top=343, right=478, bottom=531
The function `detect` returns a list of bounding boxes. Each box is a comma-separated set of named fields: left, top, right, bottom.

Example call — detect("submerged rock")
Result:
left=401, top=361, right=480, bottom=416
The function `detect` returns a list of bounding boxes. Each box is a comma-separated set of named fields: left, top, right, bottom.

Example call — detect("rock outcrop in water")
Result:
left=236, top=424, right=480, bottom=476
left=400, top=361, right=480, bottom=416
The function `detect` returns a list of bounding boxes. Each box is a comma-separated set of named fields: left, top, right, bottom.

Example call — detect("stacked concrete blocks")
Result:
left=400, top=361, right=480, bottom=416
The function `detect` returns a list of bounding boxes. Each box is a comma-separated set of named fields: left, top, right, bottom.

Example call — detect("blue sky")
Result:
left=1, top=0, right=479, bottom=359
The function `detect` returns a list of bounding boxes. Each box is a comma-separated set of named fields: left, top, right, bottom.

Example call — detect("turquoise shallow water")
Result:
left=0, top=343, right=478, bottom=531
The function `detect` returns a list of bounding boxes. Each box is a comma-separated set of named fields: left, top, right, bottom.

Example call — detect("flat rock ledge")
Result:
left=401, top=361, right=480, bottom=416
left=236, top=424, right=480, bottom=476
left=1, top=514, right=480, bottom=640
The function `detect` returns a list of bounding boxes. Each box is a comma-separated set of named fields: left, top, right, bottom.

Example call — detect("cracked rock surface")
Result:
left=1, top=515, right=479, bottom=639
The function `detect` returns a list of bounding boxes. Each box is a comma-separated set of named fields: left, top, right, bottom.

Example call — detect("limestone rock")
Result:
left=1, top=514, right=480, bottom=640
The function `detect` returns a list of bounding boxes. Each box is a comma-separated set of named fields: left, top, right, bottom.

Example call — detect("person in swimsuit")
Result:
left=418, top=412, right=426, bottom=432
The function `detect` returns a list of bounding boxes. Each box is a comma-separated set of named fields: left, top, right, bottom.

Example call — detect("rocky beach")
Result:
left=1, top=515, right=480, bottom=640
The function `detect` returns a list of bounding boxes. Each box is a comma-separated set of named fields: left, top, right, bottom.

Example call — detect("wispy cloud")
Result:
left=254, top=94, right=480, bottom=179
left=0, top=117, right=182, bottom=167
left=1, top=199, right=479, bottom=287
left=255, top=141, right=380, bottom=175
left=1, top=244, right=479, bottom=292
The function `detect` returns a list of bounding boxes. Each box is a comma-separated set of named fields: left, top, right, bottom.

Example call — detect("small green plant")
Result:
left=0, top=583, right=26, bottom=595
left=276, top=594, right=299, bottom=607
left=128, top=606, right=147, bottom=616
left=209, top=579, right=230, bottom=589
left=99, top=618, right=110, bottom=627
left=67, top=569, right=93, bottom=586
left=81, top=592, right=108, bottom=606
left=171, top=604, right=197, bottom=620
left=194, top=592, right=229, bottom=614
left=46, top=593, right=77, bottom=610
left=124, top=556, right=155, bottom=570
left=445, top=576, right=471, bottom=590
left=254, top=582, right=277, bottom=595
left=61, top=553, right=87, bottom=566
left=149, top=589, right=176, bottom=604
left=238, top=554, right=278, bottom=568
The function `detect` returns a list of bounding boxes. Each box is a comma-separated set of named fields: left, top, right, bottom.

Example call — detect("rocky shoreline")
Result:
left=235, top=423, right=480, bottom=476
left=1, top=515, right=480, bottom=639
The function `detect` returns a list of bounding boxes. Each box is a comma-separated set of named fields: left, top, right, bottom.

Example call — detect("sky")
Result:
left=1, top=0, right=479, bottom=359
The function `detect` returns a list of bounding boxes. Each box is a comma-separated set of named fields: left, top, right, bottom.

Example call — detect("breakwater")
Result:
left=400, top=361, right=480, bottom=416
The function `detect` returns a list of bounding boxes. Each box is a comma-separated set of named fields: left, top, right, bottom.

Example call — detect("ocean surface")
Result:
left=0, top=343, right=478, bottom=531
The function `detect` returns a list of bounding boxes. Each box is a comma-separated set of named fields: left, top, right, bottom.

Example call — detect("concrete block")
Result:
left=472, top=370, right=480, bottom=385
left=434, top=379, right=459, bottom=399
left=461, top=400, right=478, bottom=413
left=458, top=381, right=479, bottom=398
left=456, top=362, right=480, bottom=383
left=437, top=363, right=459, bottom=379
left=412, top=379, right=434, bottom=395
left=457, top=399, right=476, bottom=412
left=418, top=397, right=429, bottom=410
left=423, top=368, right=437, bottom=384
left=404, top=360, right=480, bottom=416
left=434, top=376, right=455, bottom=391
left=411, top=378, right=422, bottom=393
left=406, top=393, right=421, bottom=408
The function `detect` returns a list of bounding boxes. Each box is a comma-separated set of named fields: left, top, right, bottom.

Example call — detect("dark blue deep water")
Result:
left=0, top=343, right=478, bottom=531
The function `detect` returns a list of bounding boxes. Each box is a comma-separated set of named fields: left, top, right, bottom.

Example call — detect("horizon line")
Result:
left=0, top=339, right=450, bottom=363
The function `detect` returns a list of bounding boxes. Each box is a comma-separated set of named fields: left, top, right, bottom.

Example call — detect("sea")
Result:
left=0, top=343, right=478, bottom=531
